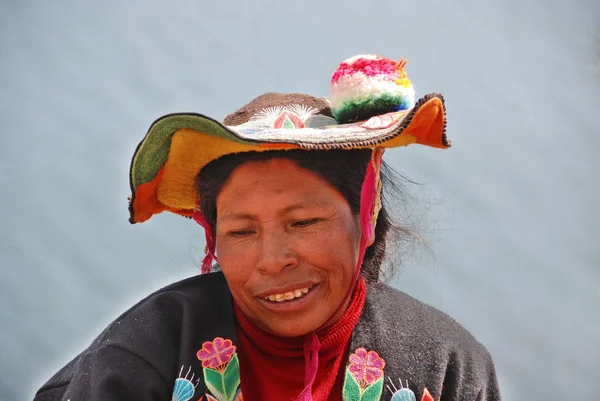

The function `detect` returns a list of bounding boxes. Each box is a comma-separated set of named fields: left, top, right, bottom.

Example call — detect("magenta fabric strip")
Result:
left=192, top=208, right=218, bottom=274
left=297, top=333, right=322, bottom=401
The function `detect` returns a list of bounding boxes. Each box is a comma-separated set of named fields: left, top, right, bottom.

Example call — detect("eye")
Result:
left=291, top=218, right=319, bottom=228
left=229, top=229, right=255, bottom=238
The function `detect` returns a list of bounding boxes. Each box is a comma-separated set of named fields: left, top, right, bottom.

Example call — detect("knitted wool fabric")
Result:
left=330, top=54, right=416, bottom=124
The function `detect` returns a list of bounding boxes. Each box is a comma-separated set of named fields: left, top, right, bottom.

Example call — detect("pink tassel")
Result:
left=297, top=333, right=321, bottom=401
left=359, top=153, right=378, bottom=246
left=192, top=208, right=218, bottom=274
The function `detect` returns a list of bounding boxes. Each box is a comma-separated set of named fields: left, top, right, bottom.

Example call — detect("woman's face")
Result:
left=215, top=158, right=363, bottom=337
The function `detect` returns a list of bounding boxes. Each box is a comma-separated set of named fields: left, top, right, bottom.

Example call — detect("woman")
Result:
left=34, top=55, right=500, bottom=401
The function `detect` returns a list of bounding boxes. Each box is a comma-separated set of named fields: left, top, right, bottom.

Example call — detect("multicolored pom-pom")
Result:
left=330, top=55, right=416, bottom=124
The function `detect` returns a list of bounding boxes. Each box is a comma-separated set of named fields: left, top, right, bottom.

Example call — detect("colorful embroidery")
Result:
left=343, top=348, right=386, bottom=401
left=197, top=337, right=237, bottom=369
left=197, top=337, right=242, bottom=401
left=420, top=388, right=434, bottom=401
left=229, top=110, right=411, bottom=146
left=192, top=339, right=433, bottom=401
left=245, top=104, right=319, bottom=129
left=171, top=366, right=200, bottom=401
left=361, top=111, right=406, bottom=130
left=387, top=379, right=434, bottom=401
left=203, top=393, right=243, bottom=401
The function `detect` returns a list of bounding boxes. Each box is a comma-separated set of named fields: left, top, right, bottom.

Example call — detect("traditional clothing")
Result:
left=34, top=272, right=499, bottom=401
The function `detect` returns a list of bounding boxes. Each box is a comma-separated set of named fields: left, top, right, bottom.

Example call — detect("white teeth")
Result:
left=265, top=286, right=313, bottom=302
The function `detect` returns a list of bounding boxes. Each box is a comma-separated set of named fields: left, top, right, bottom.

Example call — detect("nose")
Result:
left=255, top=229, right=299, bottom=275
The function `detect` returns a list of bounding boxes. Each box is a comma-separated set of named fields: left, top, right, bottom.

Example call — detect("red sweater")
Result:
left=234, top=278, right=366, bottom=400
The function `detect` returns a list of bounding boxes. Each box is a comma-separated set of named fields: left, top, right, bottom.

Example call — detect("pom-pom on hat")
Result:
left=330, top=55, right=415, bottom=123
left=128, top=54, right=450, bottom=224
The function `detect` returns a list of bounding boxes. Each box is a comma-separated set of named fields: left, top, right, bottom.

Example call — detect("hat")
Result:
left=128, top=54, right=450, bottom=224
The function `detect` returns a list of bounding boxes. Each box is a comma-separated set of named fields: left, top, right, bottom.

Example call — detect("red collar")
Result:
left=234, top=277, right=366, bottom=354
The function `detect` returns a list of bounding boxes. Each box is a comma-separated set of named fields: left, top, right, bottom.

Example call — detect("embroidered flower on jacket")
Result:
left=203, top=393, right=244, bottom=401
left=388, top=379, right=435, bottom=401
left=348, top=347, right=386, bottom=386
left=171, top=366, right=199, bottom=401
left=196, top=337, right=237, bottom=370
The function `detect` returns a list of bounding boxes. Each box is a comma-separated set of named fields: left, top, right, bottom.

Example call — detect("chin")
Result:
left=261, top=315, right=324, bottom=338
left=268, top=325, right=316, bottom=338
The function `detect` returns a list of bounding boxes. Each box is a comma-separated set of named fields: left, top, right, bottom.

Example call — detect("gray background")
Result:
left=1, top=1, right=599, bottom=400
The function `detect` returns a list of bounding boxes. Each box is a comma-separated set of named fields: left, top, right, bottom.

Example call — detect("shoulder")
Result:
left=35, top=272, right=233, bottom=400
left=123, top=270, right=230, bottom=312
left=364, top=281, right=491, bottom=356
left=355, top=282, right=500, bottom=400
left=89, top=271, right=233, bottom=356
left=107, top=272, right=230, bottom=327
left=83, top=272, right=231, bottom=348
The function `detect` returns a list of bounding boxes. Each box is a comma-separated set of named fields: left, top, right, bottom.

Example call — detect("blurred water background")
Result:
left=1, top=1, right=599, bottom=400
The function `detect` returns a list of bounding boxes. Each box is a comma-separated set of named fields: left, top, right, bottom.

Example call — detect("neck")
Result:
left=234, top=276, right=366, bottom=350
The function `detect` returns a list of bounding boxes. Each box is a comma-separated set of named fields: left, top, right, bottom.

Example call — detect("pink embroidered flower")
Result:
left=348, top=348, right=386, bottom=386
left=196, top=337, right=237, bottom=370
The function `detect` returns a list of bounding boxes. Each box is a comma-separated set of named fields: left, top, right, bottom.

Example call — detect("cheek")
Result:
left=299, top=226, right=361, bottom=283
left=216, top=233, right=256, bottom=265
left=216, top=241, right=256, bottom=298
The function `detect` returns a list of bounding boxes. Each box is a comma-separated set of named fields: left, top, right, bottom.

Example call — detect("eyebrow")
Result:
left=219, top=203, right=319, bottom=222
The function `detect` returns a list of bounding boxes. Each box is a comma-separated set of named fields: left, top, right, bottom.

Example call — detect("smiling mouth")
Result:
left=263, top=285, right=316, bottom=303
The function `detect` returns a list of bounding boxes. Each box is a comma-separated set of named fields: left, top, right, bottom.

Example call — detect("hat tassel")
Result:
left=192, top=208, right=218, bottom=274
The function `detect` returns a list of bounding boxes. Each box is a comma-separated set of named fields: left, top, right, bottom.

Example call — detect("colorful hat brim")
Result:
left=129, top=93, right=449, bottom=224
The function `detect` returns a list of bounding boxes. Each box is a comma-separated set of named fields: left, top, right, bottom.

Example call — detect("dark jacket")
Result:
left=34, top=272, right=500, bottom=401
